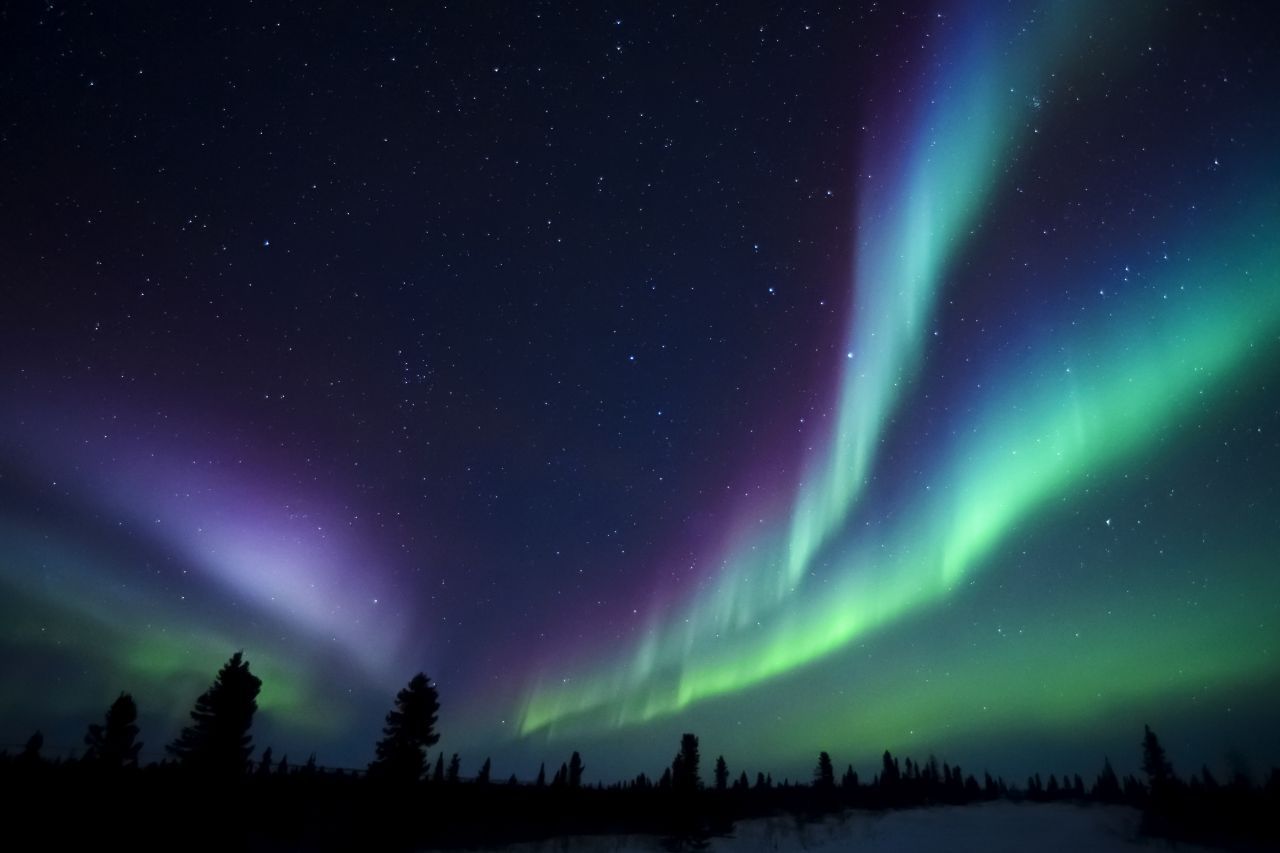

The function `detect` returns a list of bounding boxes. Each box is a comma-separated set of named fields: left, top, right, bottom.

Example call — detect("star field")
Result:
left=1, top=2, right=1277, bottom=781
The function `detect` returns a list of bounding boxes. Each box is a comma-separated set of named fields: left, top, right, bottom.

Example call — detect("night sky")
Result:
left=2, top=1, right=1278, bottom=783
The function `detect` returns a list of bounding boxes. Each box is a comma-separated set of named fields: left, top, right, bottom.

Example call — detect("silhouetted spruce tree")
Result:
left=302, top=753, right=318, bottom=776
left=367, top=673, right=440, bottom=782
left=1142, top=725, right=1175, bottom=792
left=256, top=747, right=274, bottom=778
left=951, top=764, right=966, bottom=799
left=277, top=754, right=290, bottom=776
left=18, top=730, right=43, bottom=767
left=1094, top=757, right=1122, bottom=802
left=1199, top=765, right=1219, bottom=791
left=476, top=757, right=491, bottom=785
left=881, top=750, right=899, bottom=789
left=433, top=751, right=445, bottom=782
left=815, top=752, right=835, bottom=789
left=568, top=751, right=584, bottom=788
left=714, top=755, right=729, bottom=791
left=672, top=733, right=701, bottom=791
left=507, top=773, right=518, bottom=786
left=843, top=765, right=858, bottom=789
left=658, top=767, right=672, bottom=789
left=755, top=771, right=766, bottom=790
left=965, top=774, right=981, bottom=799
left=83, top=692, right=142, bottom=769
left=167, top=651, right=262, bottom=777
left=736, top=770, right=749, bottom=790
left=446, top=753, right=461, bottom=783
left=983, top=771, right=998, bottom=799
left=536, top=762, right=546, bottom=787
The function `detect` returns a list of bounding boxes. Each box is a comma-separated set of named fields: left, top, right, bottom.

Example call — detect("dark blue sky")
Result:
left=1, top=1, right=1278, bottom=783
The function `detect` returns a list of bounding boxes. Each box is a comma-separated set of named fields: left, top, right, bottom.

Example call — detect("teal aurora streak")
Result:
left=1, top=1, right=1277, bottom=777
left=516, top=3, right=1280, bottom=740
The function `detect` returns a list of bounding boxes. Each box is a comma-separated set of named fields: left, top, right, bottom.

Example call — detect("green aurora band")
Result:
left=0, top=517, right=355, bottom=741
left=516, top=3, right=1280, bottom=739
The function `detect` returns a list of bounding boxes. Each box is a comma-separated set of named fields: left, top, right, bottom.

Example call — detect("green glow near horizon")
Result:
left=516, top=0, right=1280, bottom=737
left=520, top=221, right=1280, bottom=736
left=0, top=525, right=348, bottom=738
left=766, top=545, right=1280, bottom=771
left=517, top=1, right=1099, bottom=734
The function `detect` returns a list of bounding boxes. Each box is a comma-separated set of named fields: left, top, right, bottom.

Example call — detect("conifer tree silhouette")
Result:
left=433, top=751, right=445, bottom=782
left=368, top=673, right=440, bottom=782
left=83, top=692, right=142, bottom=769
left=568, top=751, right=584, bottom=788
left=1122, top=773, right=1144, bottom=801
left=714, top=755, right=729, bottom=791
left=672, top=733, right=701, bottom=791
left=842, top=764, right=858, bottom=789
left=536, top=762, right=546, bottom=787
left=166, top=651, right=262, bottom=776
left=880, top=750, right=899, bottom=790
left=1142, top=725, right=1175, bottom=791
left=256, top=747, right=274, bottom=778
left=18, top=730, right=43, bottom=767
left=446, top=753, right=461, bottom=783
left=1199, top=764, right=1219, bottom=791
left=476, top=757, right=491, bottom=785
left=814, top=752, right=835, bottom=788
left=1094, top=757, right=1122, bottom=802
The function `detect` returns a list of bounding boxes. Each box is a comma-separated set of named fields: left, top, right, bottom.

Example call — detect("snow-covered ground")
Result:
left=486, top=802, right=1225, bottom=852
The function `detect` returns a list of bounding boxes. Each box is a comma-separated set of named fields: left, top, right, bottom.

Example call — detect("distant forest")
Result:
left=5, top=652, right=1276, bottom=849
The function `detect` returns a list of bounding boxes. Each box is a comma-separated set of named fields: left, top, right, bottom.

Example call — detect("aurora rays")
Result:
left=2, top=1, right=1278, bottom=780
left=518, top=210, right=1280, bottom=735
left=514, top=1, right=1280, bottom=744
left=785, top=0, right=1092, bottom=589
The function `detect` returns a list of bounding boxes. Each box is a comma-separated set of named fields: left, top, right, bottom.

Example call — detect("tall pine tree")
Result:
left=714, top=755, right=729, bottom=791
left=814, top=752, right=835, bottom=788
left=672, top=733, right=701, bottom=792
left=84, top=692, right=143, bottom=769
left=167, top=651, right=262, bottom=777
left=368, top=673, right=441, bottom=782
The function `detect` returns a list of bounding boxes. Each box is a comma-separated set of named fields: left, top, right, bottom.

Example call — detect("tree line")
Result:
left=3, top=651, right=1276, bottom=849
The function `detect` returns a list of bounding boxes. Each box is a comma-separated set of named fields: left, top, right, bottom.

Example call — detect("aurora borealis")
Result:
left=2, top=1, right=1278, bottom=783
